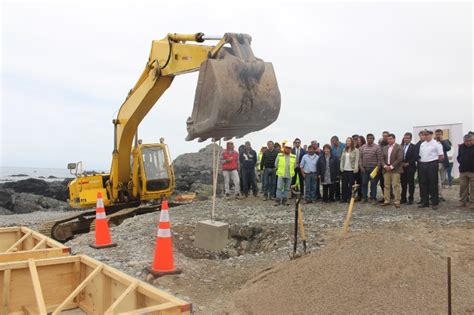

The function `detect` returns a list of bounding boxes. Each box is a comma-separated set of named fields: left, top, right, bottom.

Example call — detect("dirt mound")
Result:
left=233, top=231, right=474, bottom=315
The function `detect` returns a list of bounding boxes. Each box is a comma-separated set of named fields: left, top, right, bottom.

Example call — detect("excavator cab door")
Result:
left=138, top=144, right=175, bottom=200
left=186, top=33, right=281, bottom=142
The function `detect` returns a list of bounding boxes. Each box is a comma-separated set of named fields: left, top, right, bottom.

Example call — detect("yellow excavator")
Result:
left=42, top=33, right=280, bottom=241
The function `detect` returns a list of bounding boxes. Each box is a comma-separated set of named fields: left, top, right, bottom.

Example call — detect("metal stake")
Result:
left=447, top=257, right=452, bottom=315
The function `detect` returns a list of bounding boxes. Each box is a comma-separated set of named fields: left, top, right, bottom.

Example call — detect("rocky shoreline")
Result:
left=0, top=178, right=72, bottom=214
left=0, top=144, right=222, bottom=214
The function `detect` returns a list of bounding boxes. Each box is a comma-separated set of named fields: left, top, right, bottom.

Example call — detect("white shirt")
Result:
left=343, top=152, right=353, bottom=171
left=419, top=140, right=443, bottom=162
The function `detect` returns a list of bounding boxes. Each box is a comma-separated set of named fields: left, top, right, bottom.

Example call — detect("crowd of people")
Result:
left=220, top=130, right=474, bottom=210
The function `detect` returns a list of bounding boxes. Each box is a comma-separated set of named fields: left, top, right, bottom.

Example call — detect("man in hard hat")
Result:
left=274, top=142, right=296, bottom=206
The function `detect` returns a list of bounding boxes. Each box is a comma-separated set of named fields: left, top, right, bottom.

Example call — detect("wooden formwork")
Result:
left=0, top=227, right=70, bottom=263
left=0, top=255, right=192, bottom=315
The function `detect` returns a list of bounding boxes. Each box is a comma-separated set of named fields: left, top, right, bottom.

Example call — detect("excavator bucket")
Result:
left=186, top=33, right=281, bottom=141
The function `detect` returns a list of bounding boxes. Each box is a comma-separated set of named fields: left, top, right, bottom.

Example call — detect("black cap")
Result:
left=422, top=129, right=433, bottom=135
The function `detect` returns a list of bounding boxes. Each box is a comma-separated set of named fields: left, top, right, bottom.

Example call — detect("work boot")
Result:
left=458, top=201, right=466, bottom=208
left=274, top=199, right=282, bottom=206
left=282, top=198, right=288, bottom=206
left=263, top=194, right=268, bottom=201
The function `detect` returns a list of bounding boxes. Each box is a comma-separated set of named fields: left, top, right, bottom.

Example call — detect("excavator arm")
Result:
left=108, top=32, right=280, bottom=204
left=110, top=33, right=215, bottom=201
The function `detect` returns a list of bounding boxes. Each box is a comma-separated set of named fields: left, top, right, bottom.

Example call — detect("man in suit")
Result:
left=414, top=131, right=425, bottom=204
left=381, top=133, right=404, bottom=208
left=291, top=138, right=306, bottom=195
left=400, top=132, right=416, bottom=204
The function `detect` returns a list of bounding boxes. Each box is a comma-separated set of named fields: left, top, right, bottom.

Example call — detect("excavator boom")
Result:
left=109, top=32, right=280, bottom=203
left=68, top=32, right=280, bottom=208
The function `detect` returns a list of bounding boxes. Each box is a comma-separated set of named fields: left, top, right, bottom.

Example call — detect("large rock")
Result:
left=1, top=178, right=72, bottom=201
left=0, top=190, right=13, bottom=209
left=10, top=193, right=69, bottom=214
left=173, top=144, right=224, bottom=197
left=0, top=207, right=14, bottom=215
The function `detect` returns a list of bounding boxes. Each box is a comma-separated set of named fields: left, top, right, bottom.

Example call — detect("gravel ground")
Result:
left=0, top=210, right=84, bottom=229
left=1, top=186, right=473, bottom=314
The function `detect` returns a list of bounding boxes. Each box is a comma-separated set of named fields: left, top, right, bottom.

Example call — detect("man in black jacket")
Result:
left=291, top=138, right=306, bottom=195
left=400, top=132, right=417, bottom=204
left=260, top=141, right=279, bottom=200
left=414, top=131, right=425, bottom=204
left=458, top=134, right=474, bottom=209
left=239, top=141, right=258, bottom=197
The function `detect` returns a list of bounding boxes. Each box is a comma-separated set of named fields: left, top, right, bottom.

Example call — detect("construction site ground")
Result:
left=1, top=186, right=473, bottom=314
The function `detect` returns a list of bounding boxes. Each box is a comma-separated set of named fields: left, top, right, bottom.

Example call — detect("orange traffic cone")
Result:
left=90, top=191, right=117, bottom=249
left=148, top=200, right=181, bottom=277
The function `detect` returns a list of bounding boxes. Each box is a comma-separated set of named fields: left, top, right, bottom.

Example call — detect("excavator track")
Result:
left=39, top=202, right=187, bottom=242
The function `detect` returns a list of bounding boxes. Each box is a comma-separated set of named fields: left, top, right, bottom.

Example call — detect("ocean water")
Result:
left=0, top=166, right=75, bottom=182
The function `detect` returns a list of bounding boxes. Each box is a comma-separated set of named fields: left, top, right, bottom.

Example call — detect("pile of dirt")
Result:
left=233, top=231, right=474, bottom=314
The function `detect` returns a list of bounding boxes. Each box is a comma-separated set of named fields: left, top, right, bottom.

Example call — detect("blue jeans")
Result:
left=304, top=172, right=317, bottom=201
left=361, top=167, right=378, bottom=200
left=276, top=177, right=291, bottom=200
left=263, top=168, right=276, bottom=197
left=447, top=162, right=454, bottom=186
left=242, top=168, right=257, bottom=195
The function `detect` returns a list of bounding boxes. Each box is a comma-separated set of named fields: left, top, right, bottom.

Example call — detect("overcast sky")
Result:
left=1, top=1, right=472, bottom=170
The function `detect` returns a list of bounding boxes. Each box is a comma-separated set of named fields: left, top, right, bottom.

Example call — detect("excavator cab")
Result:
left=186, top=33, right=281, bottom=142
left=138, top=143, right=174, bottom=197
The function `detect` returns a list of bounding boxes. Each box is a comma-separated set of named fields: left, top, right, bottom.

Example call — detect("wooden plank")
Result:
left=104, top=281, right=138, bottom=315
left=2, top=269, right=11, bottom=315
left=28, top=259, right=47, bottom=315
left=32, top=239, right=46, bottom=250
left=137, top=284, right=187, bottom=306
left=0, top=248, right=70, bottom=263
left=0, top=227, right=21, bottom=233
left=116, top=302, right=176, bottom=314
left=45, top=302, right=78, bottom=312
left=5, top=231, right=32, bottom=253
left=0, top=230, right=19, bottom=252
left=52, top=264, right=103, bottom=315
left=22, top=305, right=37, bottom=314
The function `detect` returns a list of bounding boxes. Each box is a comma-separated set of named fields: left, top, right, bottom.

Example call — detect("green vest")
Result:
left=276, top=153, right=296, bottom=178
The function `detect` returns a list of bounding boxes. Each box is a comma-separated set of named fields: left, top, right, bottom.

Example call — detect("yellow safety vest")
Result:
left=276, top=153, right=296, bottom=178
